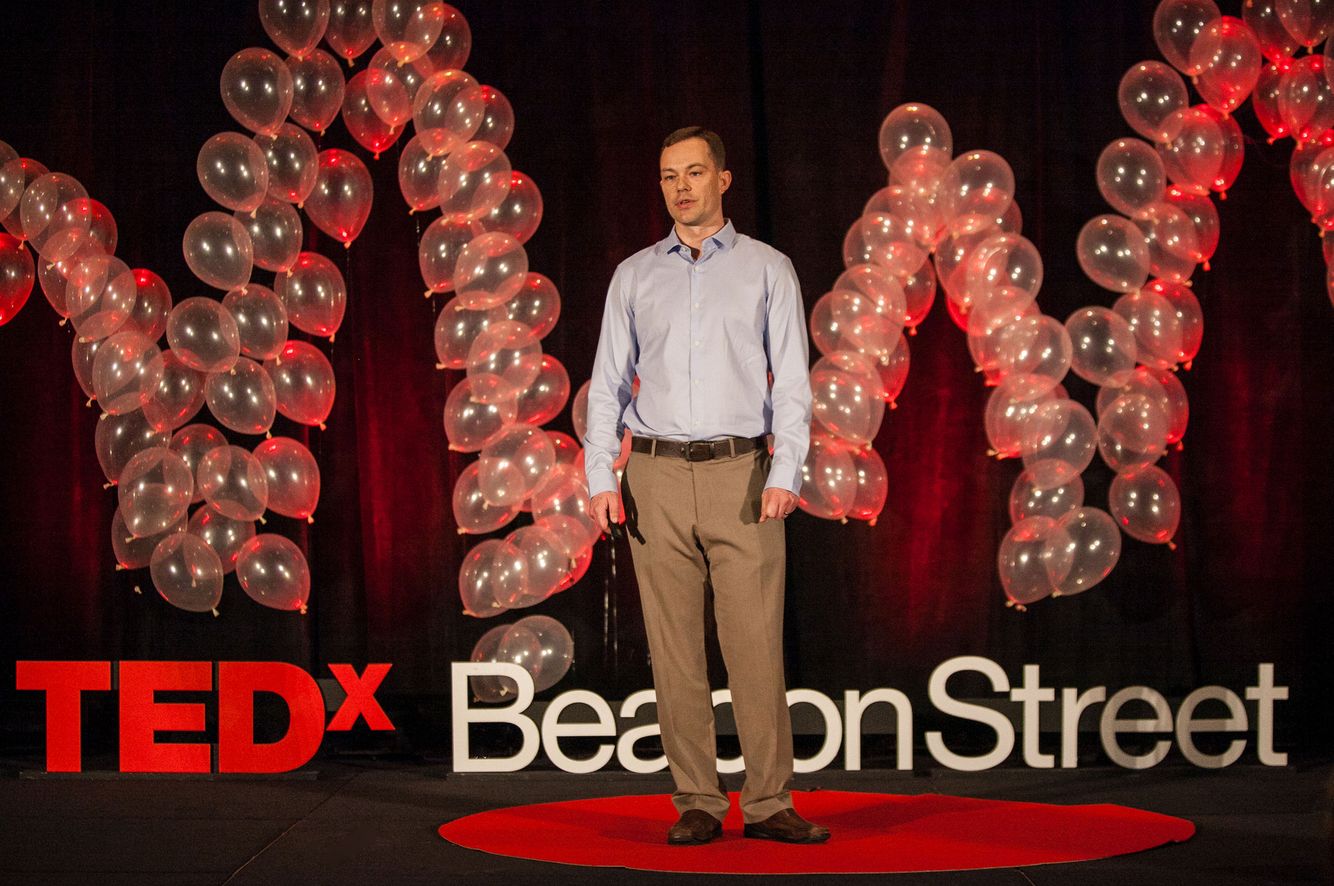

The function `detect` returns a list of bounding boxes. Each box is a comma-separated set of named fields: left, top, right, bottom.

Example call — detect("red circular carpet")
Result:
left=437, top=790, right=1195, bottom=875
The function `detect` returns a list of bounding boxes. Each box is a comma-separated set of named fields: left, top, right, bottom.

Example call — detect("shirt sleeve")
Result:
left=583, top=262, right=638, bottom=497
left=764, top=255, right=812, bottom=495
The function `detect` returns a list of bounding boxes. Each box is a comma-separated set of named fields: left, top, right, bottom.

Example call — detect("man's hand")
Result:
left=759, top=488, right=799, bottom=522
left=588, top=490, right=623, bottom=534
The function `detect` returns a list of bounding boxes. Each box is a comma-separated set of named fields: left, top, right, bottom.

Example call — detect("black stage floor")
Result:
left=0, top=756, right=1328, bottom=885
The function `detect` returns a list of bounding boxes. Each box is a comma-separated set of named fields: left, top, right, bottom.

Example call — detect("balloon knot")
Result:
left=343, top=241, right=352, bottom=249
left=299, top=604, right=308, bottom=615
left=211, top=608, right=220, bottom=617
left=99, top=412, right=107, bottom=421
left=907, top=326, right=918, bottom=336
left=85, top=398, right=94, bottom=407
left=424, top=290, right=434, bottom=299
left=318, top=422, right=327, bottom=431
left=1183, top=360, right=1193, bottom=371
left=868, top=517, right=877, bottom=526
left=59, top=318, right=68, bottom=327
left=985, top=448, right=997, bottom=457
left=266, top=431, right=272, bottom=439
left=306, top=515, right=315, bottom=524
left=1175, top=440, right=1185, bottom=451
left=259, top=515, right=268, bottom=525
left=839, top=516, right=849, bottom=524
left=133, top=585, right=142, bottom=594
left=1218, top=190, right=1228, bottom=201
left=102, top=482, right=113, bottom=490
left=1168, top=540, right=1178, bottom=551
left=329, top=333, right=336, bottom=343
left=1051, top=590, right=1063, bottom=598
left=888, top=400, right=898, bottom=410
left=1202, top=260, right=1211, bottom=271
left=436, top=362, right=446, bottom=370
left=115, top=564, right=125, bottom=571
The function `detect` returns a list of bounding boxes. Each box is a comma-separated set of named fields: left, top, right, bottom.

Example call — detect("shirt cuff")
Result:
left=764, top=460, right=803, bottom=496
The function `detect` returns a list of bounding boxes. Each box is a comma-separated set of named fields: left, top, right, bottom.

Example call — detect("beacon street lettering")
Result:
left=452, top=657, right=1289, bottom=773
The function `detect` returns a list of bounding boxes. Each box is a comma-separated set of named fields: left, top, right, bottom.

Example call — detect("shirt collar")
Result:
left=656, top=219, right=738, bottom=256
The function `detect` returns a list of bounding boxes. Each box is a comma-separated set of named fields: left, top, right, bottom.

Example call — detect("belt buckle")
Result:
left=686, top=441, right=712, bottom=461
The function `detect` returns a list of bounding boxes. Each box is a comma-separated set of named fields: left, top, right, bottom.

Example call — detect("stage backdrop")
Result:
left=1, top=0, right=1330, bottom=756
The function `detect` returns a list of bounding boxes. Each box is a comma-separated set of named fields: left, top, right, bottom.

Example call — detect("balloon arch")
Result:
left=0, top=0, right=1330, bottom=691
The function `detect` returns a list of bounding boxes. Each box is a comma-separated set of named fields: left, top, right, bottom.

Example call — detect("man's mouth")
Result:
left=676, top=199, right=695, bottom=209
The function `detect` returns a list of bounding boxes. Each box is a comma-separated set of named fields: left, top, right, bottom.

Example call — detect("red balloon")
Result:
left=304, top=149, right=373, bottom=246
left=341, top=70, right=403, bottom=159
left=0, top=232, right=34, bottom=326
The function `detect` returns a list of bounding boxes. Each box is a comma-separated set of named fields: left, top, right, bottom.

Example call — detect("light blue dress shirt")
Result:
left=583, top=220, right=812, bottom=498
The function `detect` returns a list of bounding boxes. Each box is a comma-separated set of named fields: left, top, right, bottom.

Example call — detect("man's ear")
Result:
left=720, top=169, right=732, bottom=193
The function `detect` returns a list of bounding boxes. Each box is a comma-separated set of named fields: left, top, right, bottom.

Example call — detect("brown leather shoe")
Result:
left=667, top=808, right=724, bottom=845
left=742, top=808, right=831, bottom=844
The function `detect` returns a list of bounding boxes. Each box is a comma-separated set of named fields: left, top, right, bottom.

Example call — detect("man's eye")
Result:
left=690, top=171, right=702, bottom=177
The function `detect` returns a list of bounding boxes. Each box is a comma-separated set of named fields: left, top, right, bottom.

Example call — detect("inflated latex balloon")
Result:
left=1109, top=464, right=1181, bottom=545
left=433, top=296, right=505, bottom=370
left=984, top=374, right=1063, bottom=459
left=260, top=0, right=331, bottom=58
left=469, top=622, right=518, bottom=701
left=1156, top=107, right=1226, bottom=193
left=1133, top=201, right=1198, bottom=283
left=1008, top=459, right=1085, bottom=523
left=503, top=528, right=569, bottom=608
left=150, top=533, right=224, bottom=613
left=1097, top=393, right=1170, bottom=472
left=811, top=367, right=885, bottom=445
left=220, top=48, right=294, bottom=136
left=112, top=506, right=185, bottom=571
left=481, top=422, right=556, bottom=499
left=1076, top=215, right=1150, bottom=293
left=504, top=272, right=560, bottom=339
left=412, top=69, right=482, bottom=155
left=19, top=172, right=89, bottom=261
left=936, top=150, right=1015, bottom=234
left=1190, top=15, right=1263, bottom=114
left=459, top=538, right=521, bottom=618
left=236, top=534, right=311, bottom=612
left=198, top=444, right=270, bottom=520
left=843, top=212, right=925, bottom=278
left=304, top=149, right=372, bottom=245
left=188, top=503, right=256, bottom=573
left=398, top=133, right=448, bottom=212
left=1277, top=0, right=1334, bottom=47
left=325, top=0, right=377, bottom=63
left=92, top=330, right=164, bottom=416
left=465, top=320, right=542, bottom=401
left=438, top=140, right=511, bottom=221
left=878, top=102, right=952, bottom=173
left=512, top=615, right=573, bottom=691
left=1097, top=365, right=1190, bottom=445
left=341, top=70, right=402, bottom=158
left=204, top=356, right=277, bottom=435
left=453, top=460, right=522, bottom=533
left=0, top=233, right=34, bottom=326
left=1112, top=289, right=1184, bottom=370
left=833, top=264, right=907, bottom=324
left=998, top=516, right=1073, bottom=607
left=419, top=216, right=482, bottom=294
left=197, top=132, right=269, bottom=214
left=256, top=124, right=320, bottom=207
left=118, top=447, right=194, bottom=538
left=267, top=341, right=336, bottom=427
left=121, top=269, right=172, bottom=341
left=1278, top=54, right=1334, bottom=142
left=473, top=85, right=515, bottom=150
left=1044, top=507, right=1122, bottom=596
left=142, top=351, right=208, bottom=432
left=372, top=0, right=445, bottom=64
left=962, top=232, right=1043, bottom=308
left=1018, top=398, right=1096, bottom=472
left=236, top=198, right=302, bottom=274
left=454, top=231, right=528, bottom=309
left=68, top=254, right=137, bottom=342
left=1066, top=306, right=1138, bottom=386
left=1245, top=0, right=1300, bottom=61
left=1118, top=60, right=1189, bottom=143
left=1163, top=186, right=1219, bottom=266
left=513, top=354, right=570, bottom=426
left=275, top=251, right=346, bottom=338
left=992, top=314, right=1070, bottom=392
left=183, top=212, right=253, bottom=291
left=96, top=410, right=170, bottom=484
left=166, top=297, right=242, bottom=373
left=1097, top=138, right=1167, bottom=217
left=900, top=259, right=937, bottom=330
left=223, top=285, right=288, bottom=361
left=254, top=436, right=321, bottom=520
left=364, top=54, right=412, bottom=127
left=845, top=445, right=888, bottom=524
left=0, top=157, right=49, bottom=239
left=286, top=49, right=345, bottom=134
left=170, top=423, right=229, bottom=502
left=529, top=464, right=599, bottom=548
left=1144, top=278, right=1203, bottom=366
left=797, top=434, right=857, bottom=520
left=444, top=375, right=517, bottom=452
left=479, top=171, right=542, bottom=243
left=1153, top=0, right=1222, bottom=75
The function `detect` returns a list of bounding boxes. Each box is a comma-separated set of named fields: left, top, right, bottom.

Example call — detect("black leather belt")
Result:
left=630, top=435, right=766, bottom=461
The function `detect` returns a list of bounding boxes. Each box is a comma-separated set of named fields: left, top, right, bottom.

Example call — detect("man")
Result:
left=583, top=127, right=825, bottom=845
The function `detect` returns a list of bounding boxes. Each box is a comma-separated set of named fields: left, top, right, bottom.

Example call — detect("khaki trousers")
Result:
left=620, top=443, right=793, bottom=823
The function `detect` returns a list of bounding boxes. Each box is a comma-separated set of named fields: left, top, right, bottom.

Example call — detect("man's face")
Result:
left=659, top=137, right=731, bottom=228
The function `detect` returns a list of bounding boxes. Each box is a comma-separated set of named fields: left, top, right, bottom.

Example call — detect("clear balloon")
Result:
left=479, top=171, right=542, bottom=244
left=1112, top=289, right=1184, bottom=369
left=504, top=272, right=560, bottom=340
left=1197, top=104, right=1244, bottom=195
left=256, top=124, right=320, bottom=206
left=325, top=0, right=377, bottom=63
left=254, top=436, right=321, bottom=519
left=197, top=132, right=270, bottom=213
left=68, top=254, right=137, bottom=342
left=1245, top=0, right=1300, bottom=61
left=364, top=48, right=413, bottom=127
left=1008, top=459, right=1085, bottom=523
left=444, top=375, right=518, bottom=451
left=1018, top=398, right=1096, bottom=471
left=341, top=70, right=403, bottom=158
left=0, top=233, right=34, bottom=326
left=398, top=133, right=448, bottom=212
left=1118, top=60, right=1190, bottom=143
left=1278, top=54, right=1334, bottom=142
left=1109, top=464, right=1181, bottom=545
left=936, top=150, right=1015, bottom=234
left=188, top=503, right=256, bottom=573
left=513, top=354, right=570, bottom=426
left=222, top=285, right=289, bottom=363
left=275, top=251, right=346, bottom=337
left=878, top=102, right=953, bottom=173
left=1044, top=507, right=1122, bottom=596
left=469, top=622, right=518, bottom=701
left=1253, top=61, right=1290, bottom=140
left=1096, top=365, right=1190, bottom=445
left=797, top=434, right=857, bottom=520
left=118, top=447, right=194, bottom=538
left=530, top=464, right=599, bottom=548
left=96, top=410, right=171, bottom=484
left=92, top=330, right=164, bottom=415
left=481, top=422, right=557, bottom=500
left=1153, top=0, right=1222, bottom=75
left=372, top=0, right=445, bottom=64
left=453, top=460, right=523, bottom=533
left=1157, top=107, right=1226, bottom=193
left=466, top=320, right=543, bottom=401
left=1075, top=215, right=1150, bottom=293
left=1277, top=0, right=1334, bottom=46
left=992, top=314, right=1071, bottom=391
left=142, top=350, right=208, bottom=432
left=0, top=157, right=49, bottom=239
left=267, top=340, right=336, bottom=427
left=1163, top=185, right=1219, bottom=266
left=236, top=534, right=311, bottom=611
left=412, top=69, right=482, bottom=155
left=426, top=2, right=471, bottom=69
left=286, top=49, right=345, bottom=134
left=1065, top=306, right=1138, bottom=386
left=1096, top=138, right=1167, bottom=217
left=438, top=140, right=512, bottom=222
left=984, top=374, right=1063, bottom=459
left=459, top=538, right=521, bottom=617
left=810, top=367, right=885, bottom=445
left=260, top=0, right=331, bottom=58
left=998, top=516, right=1073, bottom=606
left=198, top=444, right=270, bottom=520
left=1133, top=201, right=1198, bottom=282
left=219, top=47, right=294, bottom=136
left=166, top=297, right=242, bottom=373
left=434, top=296, right=505, bottom=369
left=473, top=85, right=515, bottom=150
left=304, top=149, right=373, bottom=245
left=183, top=212, right=253, bottom=291
left=19, top=172, right=89, bottom=261
left=455, top=231, right=528, bottom=309
left=150, top=533, right=224, bottom=613
left=900, top=259, right=937, bottom=330
left=1190, top=15, right=1263, bottom=114
left=237, top=198, right=303, bottom=273
left=1097, top=393, right=1170, bottom=472
left=845, top=445, right=888, bottom=524
left=123, top=269, right=172, bottom=341
left=205, top=356, right=278, bottom=435
left=962, top=232, right=1043, bottom=310
left=419, top=216, right=482, bottom=294
left=832, top=264, right=907, bottom=323
left=513, top=615, right=574, bottom=691
left=170, top=423, right=229, bottom=502
left=112, top=506, right=185, bottom=571
left=1144, top=277, right=1204, bottom=365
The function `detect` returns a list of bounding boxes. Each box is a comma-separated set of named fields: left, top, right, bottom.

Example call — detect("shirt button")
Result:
left=693, top=302, right=700, bottom=309
left=693, top=340, right=701, bottom=347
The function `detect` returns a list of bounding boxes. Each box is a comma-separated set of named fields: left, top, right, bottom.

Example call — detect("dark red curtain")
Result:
left=1, top=0, right=1330, bottom=754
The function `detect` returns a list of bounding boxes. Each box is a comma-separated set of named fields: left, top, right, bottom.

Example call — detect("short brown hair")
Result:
left=662, top=127, right=726, bottom=171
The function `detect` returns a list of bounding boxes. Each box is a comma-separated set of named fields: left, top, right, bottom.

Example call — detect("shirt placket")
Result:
left=687, top=247, right=706, bottom=436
